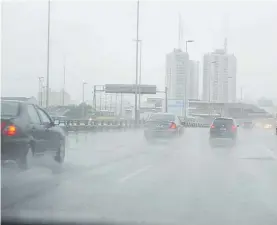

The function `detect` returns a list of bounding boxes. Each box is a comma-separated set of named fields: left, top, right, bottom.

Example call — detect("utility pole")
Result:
left=93, top=85, right=97, bottom=110
left=183, top=61, right=187, bottom=118
left=109, top=94, right=112, bottom=112
left=46, top=0, right=51, bottom=108
left=104, top=93, right=107, bottom=110
left=139, top=40, right=142, bottom=113
left=62, top=59, right=66, bottom=106
left=38, top=77, right=44, bottom=106
left=82, top=81, right=87, bottom=103
left=134, top=0, right=140, bottom=125
left=165, top=86, right=168, bottom=113
left=42, top=86, right=46, bottom=107
left=82, top=81, right=87, bottom=118
left=120, top=93, right=123, bottom=117
left=115, top=93, right=118, bottom=116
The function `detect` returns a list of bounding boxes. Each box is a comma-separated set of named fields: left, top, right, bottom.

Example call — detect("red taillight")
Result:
left=2, top=125, right=17, bottom=136
left=210, top=124, right=215, bottom=129
left=170, top=122, right=177, bottom=129
left=231, top=125, right=237, bottom=132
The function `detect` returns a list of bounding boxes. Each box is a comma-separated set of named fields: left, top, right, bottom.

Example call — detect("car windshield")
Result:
left=213, top=118, right=234, bottom=127
left=1, top=101, right=19, bottom=117
left=149, top=114, right=175, bottom=122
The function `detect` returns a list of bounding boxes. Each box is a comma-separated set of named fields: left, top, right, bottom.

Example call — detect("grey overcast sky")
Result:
left=1, top=0, right=277, bottom=101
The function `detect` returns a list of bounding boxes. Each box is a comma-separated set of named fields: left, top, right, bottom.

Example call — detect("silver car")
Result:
left=144, top=113, right=184, bottom=141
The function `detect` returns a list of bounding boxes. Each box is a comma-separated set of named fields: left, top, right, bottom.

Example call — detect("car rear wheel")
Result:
left=52, top=140, right=65, bottom=174
left=17, top=144, right=33, bottom=170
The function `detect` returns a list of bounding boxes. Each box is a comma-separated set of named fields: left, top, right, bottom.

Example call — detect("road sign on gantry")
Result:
left=105, top=84, right=156, bottom=94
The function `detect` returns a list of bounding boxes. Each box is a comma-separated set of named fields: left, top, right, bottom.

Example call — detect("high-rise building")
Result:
left=166, top=49, right=190, bottom=101
left=188, top=60, right=200, bottom=100
left=202, top=49, right=236, bottom=103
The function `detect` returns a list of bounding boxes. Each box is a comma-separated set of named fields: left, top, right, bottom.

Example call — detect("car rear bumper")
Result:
left=144, top=129, right=177, bottom=138
left=1, top=139, right=29, bottom=161
left=209, top=133, right=236, bottom=139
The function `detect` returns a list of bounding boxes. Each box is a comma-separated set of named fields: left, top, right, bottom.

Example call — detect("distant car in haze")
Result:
left=144, top=113, right=183, bottom=141
left=1, top=100, right=66, bottom=170
left=242, top=121, right=253, bottom=129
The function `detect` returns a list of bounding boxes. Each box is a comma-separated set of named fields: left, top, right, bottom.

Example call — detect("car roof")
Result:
left=1, top=99, right=24, bottom=104
left=1, top=100, right=41, bottom=109
left=214, top=117, right=234, bottom=120
left=151, top=113, right=175, bottom=117
left=152, top=112, right=175, bottom=116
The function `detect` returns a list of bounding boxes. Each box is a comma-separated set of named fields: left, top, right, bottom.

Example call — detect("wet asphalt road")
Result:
left=2, top=128, right=277, bottom=225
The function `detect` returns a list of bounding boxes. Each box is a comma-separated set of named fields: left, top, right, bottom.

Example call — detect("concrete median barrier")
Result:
left=54, top=118, right=211, bottom=133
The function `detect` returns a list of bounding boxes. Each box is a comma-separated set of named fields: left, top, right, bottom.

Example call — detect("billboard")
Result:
left=147, top=97, right=163, bottom=107
left=167, top=99, right=184, bottom=117
left=105, top=84, right=156, bottom=94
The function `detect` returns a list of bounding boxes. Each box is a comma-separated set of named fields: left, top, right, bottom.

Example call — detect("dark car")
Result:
left=1, top=100, right=66, bottom=170
left=209, top=117, right=238, bottom=145
left=144, top=113, right=183, bottom=141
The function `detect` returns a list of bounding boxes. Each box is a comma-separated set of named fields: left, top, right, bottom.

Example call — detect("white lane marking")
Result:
left=119, top=165, right=153, bottom=183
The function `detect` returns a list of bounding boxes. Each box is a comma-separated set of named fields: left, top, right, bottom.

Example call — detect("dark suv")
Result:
left=209, top=117, right=238, bottom=143
left=1, top=100, right=66, bottom=170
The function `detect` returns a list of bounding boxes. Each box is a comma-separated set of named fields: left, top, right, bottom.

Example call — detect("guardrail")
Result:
left=55, top=119, right=146, bottom=133
left=182, top=122, right=210, bottom=128
left=54, top=119, right=211, bottom=133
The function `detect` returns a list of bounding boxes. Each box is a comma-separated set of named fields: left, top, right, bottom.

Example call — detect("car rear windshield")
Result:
left=1, top=101, right=19, bottom=117
left=149, top=114, right=175, bottom=122
left=213, top=118, right=234, bottom=127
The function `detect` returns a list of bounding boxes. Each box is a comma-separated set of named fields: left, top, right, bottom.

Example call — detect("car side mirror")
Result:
left=53, top=120, right=59, bottom=126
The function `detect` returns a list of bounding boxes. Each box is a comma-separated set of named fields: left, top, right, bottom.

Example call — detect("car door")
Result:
left=35, top=107, right=58, bottom=151
left=26, top=104, right=46, bottom=154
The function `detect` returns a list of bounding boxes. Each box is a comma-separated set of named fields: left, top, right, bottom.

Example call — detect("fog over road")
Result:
left=2, top=128, right=277, bottom=225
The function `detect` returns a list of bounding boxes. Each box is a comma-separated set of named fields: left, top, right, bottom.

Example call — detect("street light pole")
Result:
left=42, top=86, right=46, bottom=107
left=82, top=81, right=87, bottom=103
left=134, top=0, right=140, bottom=125
left=139, top=40, right=142, bottom=113
left=82, top=81, right=87, bottom=118
left=165, top=86, right=168, bottom=113
left=62, top=58, right=66, bottom=106
left=46, top=0, right=51, bottom=108
left=209, top=61, right=216, bottom=102
left=120, top=93, right=123, bottom=117
left=38, top=77, right=44, bottom=106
